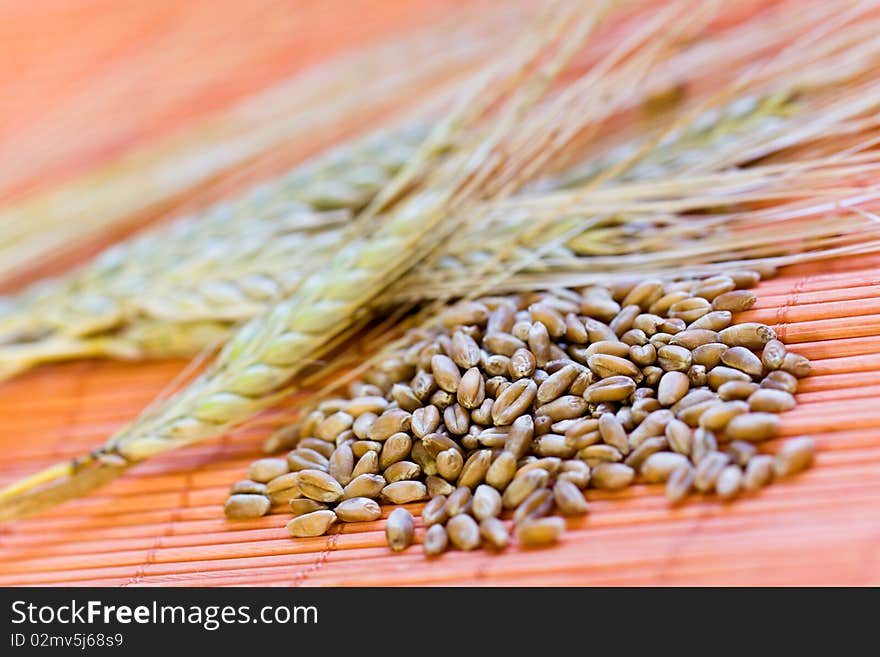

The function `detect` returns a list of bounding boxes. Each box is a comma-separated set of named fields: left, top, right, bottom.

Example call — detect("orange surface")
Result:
left=0, top=254, right=878, bottom=586
left=0, top=1, right=879, bottom=586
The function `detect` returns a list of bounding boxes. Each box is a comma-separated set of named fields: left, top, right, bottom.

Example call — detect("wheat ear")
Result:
left=0, top=2, right=612, bottom=521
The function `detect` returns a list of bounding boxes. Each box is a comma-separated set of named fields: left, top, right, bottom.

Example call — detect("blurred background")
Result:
left=0, top=0, right=507, bottom=290
left=0, top=0, right=462, bottom=202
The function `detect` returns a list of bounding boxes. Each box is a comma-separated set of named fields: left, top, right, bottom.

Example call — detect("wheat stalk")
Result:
left=0, top=2, right=535, bottom=286
left=4, top=0, right=878, bottom=380
left=0, top=0, right=621, bottom=521
left=0, top=90, right=794, bottom=378
left=3, top=0, right=880, bottom=520
left=0, top=123, right=430, bottom=373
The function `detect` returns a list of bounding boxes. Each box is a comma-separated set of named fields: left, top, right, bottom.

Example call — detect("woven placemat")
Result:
left=0, top=0, right=877, bottom=587
left=0, top=253, right=878, bottom=586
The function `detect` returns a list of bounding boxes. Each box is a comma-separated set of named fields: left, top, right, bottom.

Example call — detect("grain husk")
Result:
left=718, top=322, right=776, bottom=349
left=516, top=516, right=565, bottom=548
left=553, top=479, right=589, bottom=516
left=492, top=379, right=538, bottom=425
left=425, top=475, right=456, bottom=498
left=748, top=388, right=795, bottom=413
left=342, top=473, right=386, bottom=500
left=665, top=463, right=695, bottom=504
left=485, top=451, right=518, bottom=491
left=694, top=451, right=730, bottom=493
left=352, top=450, right=380, bottom=478
left=720, top=346, right=763, bottom=378
left=265, top=472, right=303, bottom=505
left=248, top=458, right=289, bottom=483
left=386, top=508, right=414, bottom=552
left=441, top=485, right=471, bottom=516
left=224, top=494, right=271, bottom=518
left=287, top=510, right=337, bottom=538
left=447, top=513, right=481, bottom=551
left=725, top=412, right=780, bottom=442
left=743, top=454, right=775, bottom=491
left=583, top=375, right=636, bottom=403
left=641, top=451, right=690, bottom=483
left=512, top=488, right=553, bottom=525
left=298, top=469, right=345, bottom=502
left=761, top=340, right=786, bottom=370
left=381, top=480, right=427, bottom=504
left=384, top=460, right=421, bottom=483
left=718, top=380, right=759, bottom=400
left=457, top=449, right=493, bottom=488
left=231, top=480, right=267, bottom=495
left=657, top=371, right=689, bottom=406
left=502, top=469, right=549, bottom=508
left=760, top=370, right=798, bottom=394
left=423, top=523, right=449, bottom=556
left=774, top=437, right=815, bottom=477
left=328, top=443, right=355, bottom=486
left=289, top=498, right=329, bottom=517
left=726, top=440, right=757, bottom=467
left=590, top=462, right=635, bottom=490
left=335, top=497, right=382, bottom=522
left=715, top=465, right=743, bottom=501
left=665, top=418, right=693, bottom=455
left=712, top=290, right=756, bottom=312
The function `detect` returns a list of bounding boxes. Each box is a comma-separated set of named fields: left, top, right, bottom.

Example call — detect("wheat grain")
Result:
left=0, top=124, right=429, bottom=377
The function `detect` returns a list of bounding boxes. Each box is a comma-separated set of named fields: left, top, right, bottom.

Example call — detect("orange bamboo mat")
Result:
left=1, top=0, right=879, bottom=587
left=0, top=253, right=878, bottom=586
